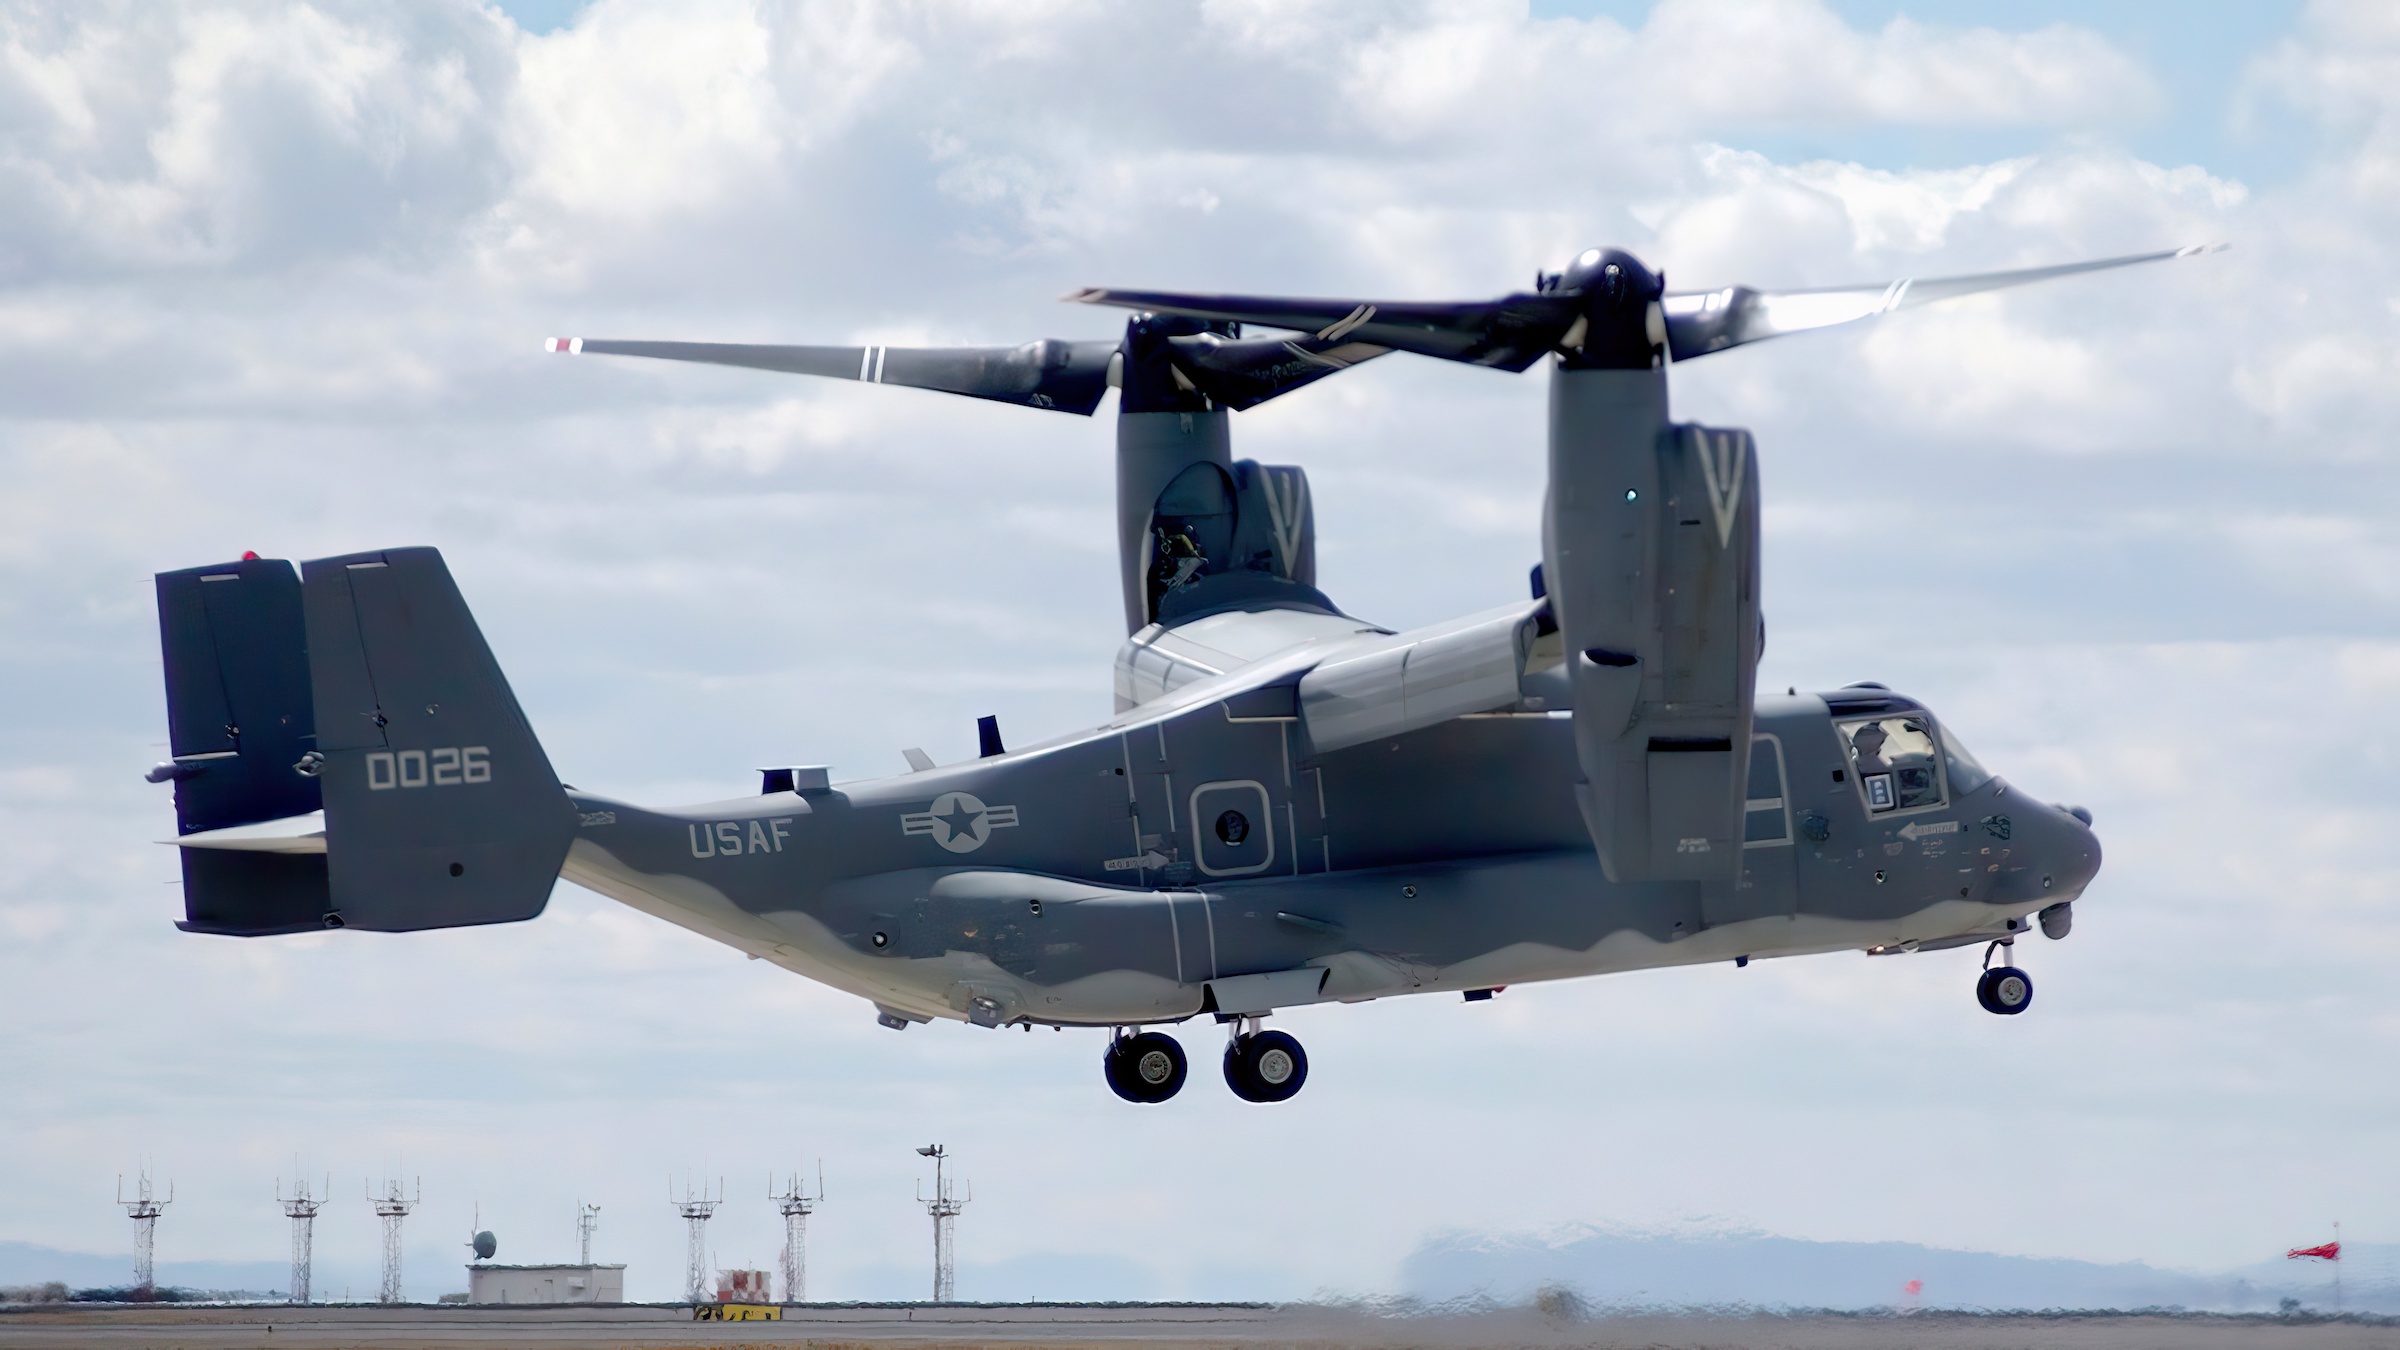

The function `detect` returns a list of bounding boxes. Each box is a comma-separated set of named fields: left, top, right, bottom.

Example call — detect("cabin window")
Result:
left=1841, top=716, right=1943, bottom=813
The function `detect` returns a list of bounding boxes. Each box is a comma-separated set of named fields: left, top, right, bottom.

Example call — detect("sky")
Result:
left=2, top=0, right=2397, bottom=1306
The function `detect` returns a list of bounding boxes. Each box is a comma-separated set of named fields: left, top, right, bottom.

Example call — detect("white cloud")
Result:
left=2, top=0, right=2399, bottom=1303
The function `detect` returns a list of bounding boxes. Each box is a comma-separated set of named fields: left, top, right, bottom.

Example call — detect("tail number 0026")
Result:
left=365, top=747, right=490, bottom=790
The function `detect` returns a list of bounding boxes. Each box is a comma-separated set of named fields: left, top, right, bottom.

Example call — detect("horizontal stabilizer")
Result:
left=168, top=810, right=325, bottom=853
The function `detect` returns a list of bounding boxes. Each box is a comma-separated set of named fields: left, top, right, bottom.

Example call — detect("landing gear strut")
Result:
left=1223, top=1018, right=1308, bottom=1102
left=1976, top=939, right=2034, bottom=1015
left=1103, top=1030, right=1187, bottom=1103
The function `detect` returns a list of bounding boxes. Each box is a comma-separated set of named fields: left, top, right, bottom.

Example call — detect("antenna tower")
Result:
left=914, top=1145, right=969, bottom=1303
left=115, top=1169, right=173, bottom=1296
left=278, top=1172, right=327, bottom=1304
left=771, top=1165, right=824, bottom=1303
left=670, top=1177, right=724, bottom=1304
left=578, top=1201, right=601, bottom=1265
left=368, top=1177, right=420, bottom=1304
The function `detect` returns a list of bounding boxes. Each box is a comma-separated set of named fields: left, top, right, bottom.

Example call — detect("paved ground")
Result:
left=0, top=1302, right=2394, bottom=1349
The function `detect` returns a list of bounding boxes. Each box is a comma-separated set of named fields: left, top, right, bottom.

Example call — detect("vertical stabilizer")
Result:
left=301, top=547, right=577, bottom=931
left=155, top=558, right=319, bottom=834
left=155, top=557, right=334, bottom=936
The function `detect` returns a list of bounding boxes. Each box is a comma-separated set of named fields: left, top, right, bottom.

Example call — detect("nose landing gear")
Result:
left=1103, top=1030, right=1188, bottom=1102
left=1223, top=1018, right=1309, bottom=1102
left=1976, top=939, right=2034, bottom=1015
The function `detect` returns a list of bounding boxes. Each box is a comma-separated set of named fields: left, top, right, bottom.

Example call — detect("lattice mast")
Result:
left=670, top=1177, right=724, bottom=1304
left=116, top=1169, right=172, bottom=1295
left=771, top=1165, right=824, bottom=1303
left=578, top=1201, right=601, bottom=1265
left=915, top=1145, right=969, bottom=1303
left=368, top=1177, right=419, bottom=1304
left=278, top=1173, right=326, bottom=1304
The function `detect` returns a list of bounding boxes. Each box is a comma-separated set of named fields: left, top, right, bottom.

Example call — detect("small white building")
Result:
left=467, top=1263, right=625, bottom=1304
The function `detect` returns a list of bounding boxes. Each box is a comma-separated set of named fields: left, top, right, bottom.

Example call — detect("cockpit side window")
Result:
left=1842, top=716, right=1944, bottom=813
left=1938, top=720, right=1996, bottom=795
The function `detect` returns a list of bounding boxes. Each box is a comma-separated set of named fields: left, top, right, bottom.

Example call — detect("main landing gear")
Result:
left=1223, top=1019, right=1308, bottom=1102
left=1103, top=1030, right=1188, bottom=1103
left=1976, top=939, right=2034, bottom=1015
left=1101, top=1021, right=1311, bottom=1103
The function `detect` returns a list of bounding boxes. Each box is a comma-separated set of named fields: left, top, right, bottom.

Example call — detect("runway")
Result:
left=0, top=1302, right=2392, bottom=1349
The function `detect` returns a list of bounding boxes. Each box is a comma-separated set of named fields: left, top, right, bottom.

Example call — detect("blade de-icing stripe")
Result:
left=1315, top=304, right=1376, bottom=342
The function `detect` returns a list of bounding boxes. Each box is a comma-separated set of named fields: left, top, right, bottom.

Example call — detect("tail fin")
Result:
left=155, top=557, right=332, bottom=936
left=300, top=547, right=576, bottom=931
left=155, top=557, right=321, bottom=833
left=158, top=547, right=575, bottom=934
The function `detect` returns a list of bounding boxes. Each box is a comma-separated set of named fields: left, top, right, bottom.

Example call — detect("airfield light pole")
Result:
left=578, top=1201, right=601, bottom=1266
left=915, top=1146, right=969, bottom=1303
left=278, top=1173, right=327, bottom=1304
left=671, top=1177, right=724, bottom=1304
left=368, top=1177, right=419, bottom=1304
left=116, top=1169, right=172, bottom=1296
left=771, top=1166, right=824, bottom=1304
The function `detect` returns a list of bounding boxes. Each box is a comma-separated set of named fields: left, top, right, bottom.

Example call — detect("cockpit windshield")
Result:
left=1938, top=720, right=1995, bottom=795
left=1842, top=716, right=1943, bottom=813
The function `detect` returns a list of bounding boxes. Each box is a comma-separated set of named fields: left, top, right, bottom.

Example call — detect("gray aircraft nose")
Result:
left=2031, top=799, right=2102, bottom=901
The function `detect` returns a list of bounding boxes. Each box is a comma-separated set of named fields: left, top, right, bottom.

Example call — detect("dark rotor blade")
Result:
left=1068, top=287, right=1578, bottom=372
left=1163, top=332, right=1392, bottom=410
left=1661, top=243, right=2225, bottom=361
left=546, top=337, right=1120, bottom=414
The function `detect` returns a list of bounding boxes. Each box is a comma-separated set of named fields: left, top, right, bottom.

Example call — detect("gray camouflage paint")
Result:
left=557, top=684, right=2099, bottom=1030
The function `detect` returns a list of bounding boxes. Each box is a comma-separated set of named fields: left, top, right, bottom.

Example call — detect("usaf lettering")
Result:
left=690, top=819, right=795, bottom=858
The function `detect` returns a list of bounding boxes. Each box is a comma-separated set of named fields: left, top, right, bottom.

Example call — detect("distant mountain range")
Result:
left=7, top=1227, right=2382, bottom=1312
left=0, top=1240, right=451, bottom=1303
left=1400, top=1223, right=2390, bottom=1314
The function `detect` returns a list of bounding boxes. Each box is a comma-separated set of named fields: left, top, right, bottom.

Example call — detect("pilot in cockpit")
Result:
left=1850, top=721, right=1891, bottom=775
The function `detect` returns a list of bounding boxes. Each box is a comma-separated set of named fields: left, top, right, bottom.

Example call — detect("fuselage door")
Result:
left=1703, top=732, right=1796, bottom=927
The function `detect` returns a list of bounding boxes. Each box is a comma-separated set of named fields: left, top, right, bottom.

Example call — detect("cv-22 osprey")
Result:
left=149, top=244, right=2209, bottom=1103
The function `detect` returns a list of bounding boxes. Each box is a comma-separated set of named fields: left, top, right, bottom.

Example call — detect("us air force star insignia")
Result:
left=900, top=791, right=1021, bottom=854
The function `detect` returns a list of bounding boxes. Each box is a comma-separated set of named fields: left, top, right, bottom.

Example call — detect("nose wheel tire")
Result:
left=1103, top=1031, right=1187, bottom=1103
left=1223, top=1029, right=1309, bottom=1102
left=1976, top=966, right=2034, bottom=1015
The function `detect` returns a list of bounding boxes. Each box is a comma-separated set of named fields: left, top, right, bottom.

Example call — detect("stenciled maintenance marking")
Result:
left=1899, top=819, right=1960, bottom=842
left=1105, top=849, right=1171, bottom=873
left=688, top=818, right=794, bottom=857
left=901, top=792, right=1020, bottom=854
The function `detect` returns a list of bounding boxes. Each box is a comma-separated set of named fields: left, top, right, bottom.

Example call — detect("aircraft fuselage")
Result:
left=560, top=688, right=2098, bottom=1030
